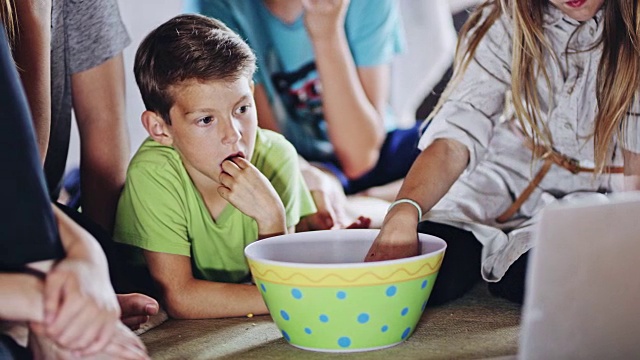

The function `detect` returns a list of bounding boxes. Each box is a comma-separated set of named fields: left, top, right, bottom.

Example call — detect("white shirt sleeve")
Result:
left=622, top=115, right=640, bottom=154
left=418, top=9, right=512, bottom=172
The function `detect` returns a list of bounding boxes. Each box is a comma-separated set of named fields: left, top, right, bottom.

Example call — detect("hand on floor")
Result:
left=117, top=293, right=159, bottom=331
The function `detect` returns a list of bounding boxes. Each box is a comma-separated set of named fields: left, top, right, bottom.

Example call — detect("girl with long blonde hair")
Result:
left=367, top=0, right=640, bottom=305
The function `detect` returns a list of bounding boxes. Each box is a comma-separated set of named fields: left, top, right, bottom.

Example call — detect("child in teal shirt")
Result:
left=114, top=14, right=316, bottom=319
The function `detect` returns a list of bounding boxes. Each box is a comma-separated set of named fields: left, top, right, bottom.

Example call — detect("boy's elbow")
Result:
left=162, top=289, right=194, bottom=319
left=164, top=296, right=190, bottom=319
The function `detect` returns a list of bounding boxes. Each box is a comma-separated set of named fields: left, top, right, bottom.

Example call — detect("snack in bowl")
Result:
left=244, top=229, right=446, bottom=352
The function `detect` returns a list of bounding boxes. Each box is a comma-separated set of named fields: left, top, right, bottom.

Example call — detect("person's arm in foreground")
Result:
left=28, top=206, right=148, bottom=359
left=0, top=272, right=45, bottom=322
left=72, top=53, right=130, bottom=233
left=623, top=149, right=640, bottom=191
left=34, top=206, right=118, bottom=351
left=12, top=0, right=52, bottom=162
left=0, top=270, right=147, bottom=360
left=303, top=0, right=387, bottom=179
left=365, top=139, right=469, bottom=261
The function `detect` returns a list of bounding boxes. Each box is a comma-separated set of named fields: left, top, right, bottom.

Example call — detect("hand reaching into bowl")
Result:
left=365, top=208, right=420, bottom=262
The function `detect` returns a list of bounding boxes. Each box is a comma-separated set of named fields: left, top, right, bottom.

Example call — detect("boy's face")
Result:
left=550, top=0, right=605, bottom=22
left=165, top=77, right=258, bottom=187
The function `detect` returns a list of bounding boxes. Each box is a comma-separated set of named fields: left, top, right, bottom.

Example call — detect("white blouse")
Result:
left=418, top=5, right=640, bottom=281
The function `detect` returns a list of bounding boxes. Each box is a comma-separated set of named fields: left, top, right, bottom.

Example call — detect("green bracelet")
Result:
left=388, top=198, right=422, bottom=221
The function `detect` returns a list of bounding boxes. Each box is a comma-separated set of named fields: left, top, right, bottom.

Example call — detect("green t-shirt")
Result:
left=114, top=129, right=316, bottom=283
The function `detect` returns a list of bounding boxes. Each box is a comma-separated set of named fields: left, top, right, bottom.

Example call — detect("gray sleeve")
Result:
left=66, top=0, right=131, bottom=74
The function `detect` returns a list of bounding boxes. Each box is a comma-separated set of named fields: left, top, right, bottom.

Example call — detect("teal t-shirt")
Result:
left=184, top=0, right=405, bottom=163
left=114, top=129, right=316, bottom=283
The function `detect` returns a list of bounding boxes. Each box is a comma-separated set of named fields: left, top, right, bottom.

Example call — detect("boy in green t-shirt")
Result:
left=114, top=14, right=316, bottom=319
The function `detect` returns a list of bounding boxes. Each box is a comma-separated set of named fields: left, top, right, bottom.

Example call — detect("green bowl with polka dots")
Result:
left=244, top=229, right=446, bottom=352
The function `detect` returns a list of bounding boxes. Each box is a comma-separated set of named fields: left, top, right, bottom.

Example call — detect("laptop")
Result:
left=519, top=191, right=640, bottom=359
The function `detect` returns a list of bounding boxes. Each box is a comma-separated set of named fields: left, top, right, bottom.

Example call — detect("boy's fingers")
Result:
left=145, top=303, right=160, bottom=316
left=221, top=158, right=242, bottom=174
left=117, top=293, right=159, bottom=318
left=229, top=156, right=250, bottom=169
left=217, top=185, right=229, bottom=196
left=218, top=172, right=233, bottom=188
left=121, top=315, right=149, bottom=330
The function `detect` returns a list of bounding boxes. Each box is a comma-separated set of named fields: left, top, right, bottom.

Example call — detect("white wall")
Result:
left=66, top=0, right=183, bottom=171
left=391, top=0, right=456, bottom=127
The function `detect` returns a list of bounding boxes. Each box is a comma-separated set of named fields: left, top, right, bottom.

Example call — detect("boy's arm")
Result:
left=144, top=251, right=268, bottom=319
left=71, top=53, right=129, bottom=234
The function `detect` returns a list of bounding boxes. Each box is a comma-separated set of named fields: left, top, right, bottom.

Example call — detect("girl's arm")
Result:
left=623, top=149, right=640, bottom=191
left=0, top=273, right=44, bottom=322
left=303, top=0, right=387, bottom=179
left=144, top=251, right=268, bottom=319
left=366, top=138, right=469, bottom=261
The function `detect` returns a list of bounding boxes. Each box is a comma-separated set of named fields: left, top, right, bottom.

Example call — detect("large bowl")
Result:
left=244, top=229, right=446, bottom=352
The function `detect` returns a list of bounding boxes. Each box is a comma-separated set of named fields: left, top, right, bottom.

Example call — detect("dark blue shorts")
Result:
left=320, top=121, right=425, bottom=195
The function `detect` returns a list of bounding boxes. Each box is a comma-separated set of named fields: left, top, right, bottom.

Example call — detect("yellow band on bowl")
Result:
left=248, top=253, right=444, bottom=287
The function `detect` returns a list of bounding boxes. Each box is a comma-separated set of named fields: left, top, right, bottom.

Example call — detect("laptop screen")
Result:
left=519, top=192, right=640, bottom=359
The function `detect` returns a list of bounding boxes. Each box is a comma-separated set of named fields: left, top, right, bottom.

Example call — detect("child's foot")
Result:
left=117, top=294, right=159, bottom=331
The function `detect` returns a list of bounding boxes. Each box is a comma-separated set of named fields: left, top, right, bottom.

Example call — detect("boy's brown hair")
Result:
left=134, top=14, right=256, bottom=124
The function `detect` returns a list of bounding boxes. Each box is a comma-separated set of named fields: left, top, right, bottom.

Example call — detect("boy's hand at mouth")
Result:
left=218, top=156, right=287, bottom=237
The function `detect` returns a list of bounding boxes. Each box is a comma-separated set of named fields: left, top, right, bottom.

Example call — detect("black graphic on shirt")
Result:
left=272, top=61, right=326, bottom=138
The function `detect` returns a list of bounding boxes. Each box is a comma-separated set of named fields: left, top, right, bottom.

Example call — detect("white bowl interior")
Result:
left=245, top=229, right=446, bottom=265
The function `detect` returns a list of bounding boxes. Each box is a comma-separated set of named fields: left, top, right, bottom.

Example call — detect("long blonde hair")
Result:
left=0, top=0, right=17, bottom=48
left=430, top=0, right=640, bottom=173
